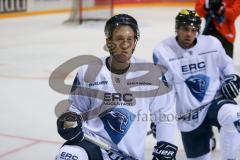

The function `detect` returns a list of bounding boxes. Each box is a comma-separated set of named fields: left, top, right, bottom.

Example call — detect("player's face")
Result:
left=107, top=26, right=136, bottom=63
left=176, top=25, right=198, bottom=49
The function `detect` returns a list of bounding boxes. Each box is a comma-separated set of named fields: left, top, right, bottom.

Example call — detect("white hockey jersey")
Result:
left=68, top=56, right=176, bottom=159
left=153, top=35, right=236, bottom=132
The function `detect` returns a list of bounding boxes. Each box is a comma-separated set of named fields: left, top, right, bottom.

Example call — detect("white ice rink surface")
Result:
left=0, top=6, right=240, bottom=160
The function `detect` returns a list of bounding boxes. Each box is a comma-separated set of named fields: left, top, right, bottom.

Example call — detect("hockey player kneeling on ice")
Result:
left=55, top=14, right=178, bottom=160
left=152, top=9, right=240, bottom=160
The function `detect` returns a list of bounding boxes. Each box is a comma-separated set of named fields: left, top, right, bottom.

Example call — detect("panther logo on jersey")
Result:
left=185, top=74, right=209, bottom=102
left=106, top=110, right=128, bottom=134
left=100, top=108, right=136, bottom=144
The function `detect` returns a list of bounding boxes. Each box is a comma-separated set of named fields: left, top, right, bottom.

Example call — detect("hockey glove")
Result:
left=152, top=141, right=178, bottom=160
left=57, top=112, right=84, bottom=142
left=150, top=122, right=156, bottom=138
left=221, top=74, right=240, bottom=99
left=208, top=0, right=223, bottom=14
left=107, top=150, right=121, bottom=160
left=205, top=0, right=225, bottom=24
left=107, top=150, right=128, bottom=160
left=106, top=149, right=137, bottom=160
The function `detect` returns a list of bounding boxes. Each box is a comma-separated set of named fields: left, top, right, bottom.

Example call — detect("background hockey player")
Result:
left=55, top=14, right=178, bottom=160
left=195, top=0, right=240, bottom=58
left=152, top=9, right=240, bottom=160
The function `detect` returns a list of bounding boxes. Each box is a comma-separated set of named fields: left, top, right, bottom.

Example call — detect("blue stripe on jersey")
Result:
left=71, top=73, right=81, bottom=93
left=234, top=119, right=240, bottom=133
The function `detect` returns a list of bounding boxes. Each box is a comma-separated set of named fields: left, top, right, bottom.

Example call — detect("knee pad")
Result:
left=218, top=104, right=240, bottom=132
left=55, top=145, right=89, bottom=160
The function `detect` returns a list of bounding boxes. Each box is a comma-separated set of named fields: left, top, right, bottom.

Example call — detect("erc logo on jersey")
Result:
left=100, top=108, right=136, bottom=144
left=103, top=93, right=134, bottom=106
left=182, top=61, right=206, bottom=74
left=59, top=152, right=78, bottom=160
left=185, top=74, right=209, bottom=102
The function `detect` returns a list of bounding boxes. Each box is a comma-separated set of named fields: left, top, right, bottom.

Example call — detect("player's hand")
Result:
left=107, top=150, right=123, bottom=160
left=221, top=74, right=240, bottom=99
left=216, top=2, right=225, bottom=15
left=57, top=112, right=84, bottom=141
left=150, top=122, right=156, bottom=138
left=152, top=141, right=178, bottom=160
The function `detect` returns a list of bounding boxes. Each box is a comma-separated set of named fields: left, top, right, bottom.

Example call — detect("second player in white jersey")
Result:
left=153, top=9, right=240, bottom=160
left=153, top=34, right=235, bottom=131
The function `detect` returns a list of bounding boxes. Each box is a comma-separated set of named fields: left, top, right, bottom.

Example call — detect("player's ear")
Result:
left=175, top=28, right=179, bottom=36
left=106, top=38, right=111, bottom=50
left=103, top=38, right=111, bottom=52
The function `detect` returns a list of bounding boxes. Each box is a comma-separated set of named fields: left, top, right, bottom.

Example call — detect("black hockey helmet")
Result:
left=175, top=9, right=201, bottom=31
left=104, top=14, right=140, bottom=41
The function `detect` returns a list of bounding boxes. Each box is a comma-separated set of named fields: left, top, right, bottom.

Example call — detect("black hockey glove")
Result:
left=57, top=112, right=84, bottom=142
left=152, top=141, right=178, bottom=160
left=221, top=74, right=240, bottom=100
left=150, top=122, right=156, bottom=138
left=106, top=149, right=137, bottom=160
left=205, top=0, right=225, bottom=23
left=107, top=150, right=127, bottom=160
left=208, top=0, right=223, bottom=14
